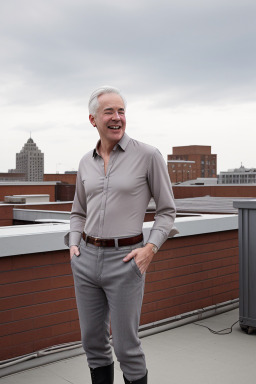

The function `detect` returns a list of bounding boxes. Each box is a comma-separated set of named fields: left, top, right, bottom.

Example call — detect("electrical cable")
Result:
left=193, top=320, right=239, bottom=335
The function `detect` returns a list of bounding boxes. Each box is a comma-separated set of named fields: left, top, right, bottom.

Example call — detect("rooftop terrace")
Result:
left=1, top=199, right=255, bottom=382
left=1, top=308, right=256, bottom=384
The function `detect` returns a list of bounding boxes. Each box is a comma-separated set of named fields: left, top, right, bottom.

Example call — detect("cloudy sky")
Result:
left=1, top=0, right=255, bottom=174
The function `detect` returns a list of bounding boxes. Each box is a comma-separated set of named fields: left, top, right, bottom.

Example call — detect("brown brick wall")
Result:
left=0, top=250, right=79, bottom=361
left=44, top=174, right=77, bottom=185
left=0, top=230, right=239, bottom=361
left=144, top=212, right=155, bottom=222
left=0, top=206, right=13, bottom=226
left=14, top=202, right=73, bottom=212
left=56, top=184, right=76, bottom=201
left=173, top=146, right=212, bottom=155
left=0, top=185, right=56, bottom=202
left=173, top=185, right=256, bottom=199
left=141, top=230, right=239, bottom=324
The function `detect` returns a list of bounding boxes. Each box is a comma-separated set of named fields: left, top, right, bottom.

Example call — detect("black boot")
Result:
left=90, top=362, right=114, bottom=384
left=123, top=370, right=147, bottom=384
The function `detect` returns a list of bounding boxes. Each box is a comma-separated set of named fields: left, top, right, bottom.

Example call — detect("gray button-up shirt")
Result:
left=69, top=133, right=176, bottom=249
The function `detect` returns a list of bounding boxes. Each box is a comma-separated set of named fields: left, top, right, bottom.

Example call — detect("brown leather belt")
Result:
left=82, top=232, right=143, bottom=247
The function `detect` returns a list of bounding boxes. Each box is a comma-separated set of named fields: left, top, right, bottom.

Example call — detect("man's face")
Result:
left=89, top=93, right=126, bottom=146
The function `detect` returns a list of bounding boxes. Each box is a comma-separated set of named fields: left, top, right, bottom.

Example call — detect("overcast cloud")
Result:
left=0, top=0, right=256, bottom=174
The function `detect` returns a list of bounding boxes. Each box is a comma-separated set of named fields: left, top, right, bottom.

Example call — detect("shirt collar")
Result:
left=116, top=132, right=130, bottom=151
left=92, top=133, right=130, bottom=158
left=93, top=141, right=100, bottom=158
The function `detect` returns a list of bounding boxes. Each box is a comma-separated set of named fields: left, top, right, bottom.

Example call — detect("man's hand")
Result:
left=123, top=243, right=156, bottom=274
left=70, top=245, right=80, bottom=261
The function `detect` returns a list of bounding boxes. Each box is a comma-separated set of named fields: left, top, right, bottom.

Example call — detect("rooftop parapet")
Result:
left=0, top=214, right=238, bottom=257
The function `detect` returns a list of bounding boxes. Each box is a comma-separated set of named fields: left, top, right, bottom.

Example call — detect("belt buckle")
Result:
left=94, top=237, right=101, bottom=246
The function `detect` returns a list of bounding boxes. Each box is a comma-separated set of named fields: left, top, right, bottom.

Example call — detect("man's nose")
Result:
left=112, top=111, right=121, bottom=120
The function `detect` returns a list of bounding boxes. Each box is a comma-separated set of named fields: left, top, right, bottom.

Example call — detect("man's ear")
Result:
left=89, top=114, right=96, bottom=127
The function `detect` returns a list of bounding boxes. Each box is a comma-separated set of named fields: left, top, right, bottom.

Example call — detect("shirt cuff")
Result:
left=147, top=226, right=179, bottom=249
left=147, top=229, right=167, bottom=250
left=64, top=231, right=82, bottom=247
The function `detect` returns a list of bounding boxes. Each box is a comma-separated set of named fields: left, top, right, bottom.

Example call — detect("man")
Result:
left=66, top=86, right=176, bottom=384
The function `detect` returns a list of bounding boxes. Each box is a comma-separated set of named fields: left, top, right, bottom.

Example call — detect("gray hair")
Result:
left=88, top=86, right=127, bottom=116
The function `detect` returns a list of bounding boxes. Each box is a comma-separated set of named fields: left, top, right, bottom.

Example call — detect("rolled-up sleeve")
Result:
left=147, top=149, right=176, bottom=249
left=69, top=164, right=87, bottom=247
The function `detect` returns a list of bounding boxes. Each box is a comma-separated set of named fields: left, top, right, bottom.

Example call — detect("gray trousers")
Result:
left=71, top=239, right=147, bottom=382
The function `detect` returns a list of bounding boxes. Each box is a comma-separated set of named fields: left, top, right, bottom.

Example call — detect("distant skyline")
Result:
left=1, top=0, right=256, bottom=174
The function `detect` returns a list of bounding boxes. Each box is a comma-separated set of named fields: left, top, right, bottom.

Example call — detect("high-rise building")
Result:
left=16, top=138, right=44, bottom=181
left=168, top=145, right=217, bottom=183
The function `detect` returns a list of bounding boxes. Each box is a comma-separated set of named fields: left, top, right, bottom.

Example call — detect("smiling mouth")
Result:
left=108, top=126, right=121, bottom=130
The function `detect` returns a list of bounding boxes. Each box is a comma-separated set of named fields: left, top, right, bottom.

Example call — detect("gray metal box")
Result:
left=233, top=199, right=256, bottom=333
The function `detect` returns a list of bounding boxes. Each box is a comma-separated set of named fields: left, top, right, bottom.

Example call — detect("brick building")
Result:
left=168, top=145, right=217, bottom=183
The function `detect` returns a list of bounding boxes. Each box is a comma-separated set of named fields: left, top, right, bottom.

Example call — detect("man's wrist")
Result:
left=146, top=242, right=158, bottom=255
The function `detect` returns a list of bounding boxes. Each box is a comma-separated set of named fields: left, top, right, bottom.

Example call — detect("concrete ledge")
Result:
left=13, top=209, right=71, bottom=222
left=144, top=214, right=238, bottom=241
left=5, top=195, right=50, bottom=204
left=0, top=223, right=70, bottom=257
left=0, top=214, right=238, bottom=257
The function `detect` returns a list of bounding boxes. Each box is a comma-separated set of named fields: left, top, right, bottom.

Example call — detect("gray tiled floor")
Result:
left=1, top=309, right=256, bottom=384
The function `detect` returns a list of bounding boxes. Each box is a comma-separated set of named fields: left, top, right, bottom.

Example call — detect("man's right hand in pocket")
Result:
left=70, top=245, right=80, bottom=260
